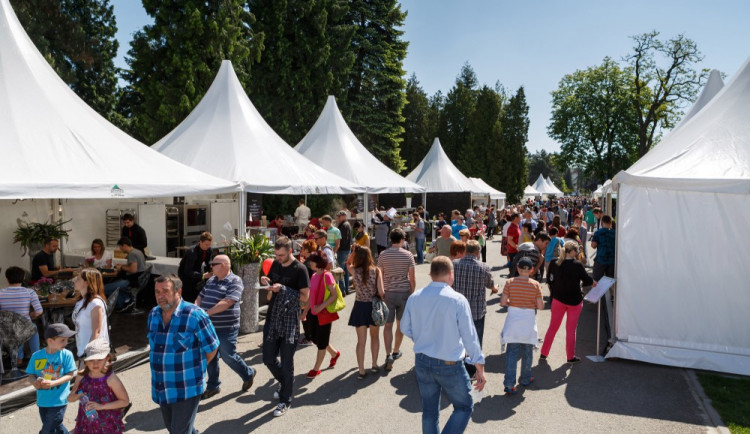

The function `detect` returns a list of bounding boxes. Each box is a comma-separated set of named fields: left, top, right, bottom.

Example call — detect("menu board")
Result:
left=247, top=193, right=263, bottom=222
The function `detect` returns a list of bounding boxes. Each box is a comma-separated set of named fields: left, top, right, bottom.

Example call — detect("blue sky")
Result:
left=110, top=0, right=750, bottom=153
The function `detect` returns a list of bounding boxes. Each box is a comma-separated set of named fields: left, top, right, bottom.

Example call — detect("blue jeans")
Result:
left=262, top=326, right=297, bottom=405
left=414, top=353, right=474, bottom=434
left=336, top=249, right=351, bottom=293
left=504, top=343, right=534, bottom=389
left=38, top=405, right=69, bottom=434
left=207, top=328, right=255, bottom=391
left=415, top=237, right=425, bottom=264
left=159, top=395, right=200, bottom=434
left=465, top=316, right=485, bottom=377
left=19, top=330, right=40, bottom=360
left=104, top=279, right=131, bottom=309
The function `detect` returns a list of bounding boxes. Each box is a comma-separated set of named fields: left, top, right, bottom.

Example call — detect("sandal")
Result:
left=328, top=351, right=341, bottom=368
left=357, top=371, right=367, bottom=380
left=370, top=366, right=380, bottom=374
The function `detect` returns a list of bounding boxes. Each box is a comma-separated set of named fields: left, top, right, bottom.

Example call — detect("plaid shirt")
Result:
left=453, top=256, right=494, bottom=321
left=147, top=299, right=219, bottom=405
left=266, top=285, right=301, bottom=345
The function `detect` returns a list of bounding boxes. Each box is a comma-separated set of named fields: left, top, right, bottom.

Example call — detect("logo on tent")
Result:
left=111, top=185, right=124, bottom=197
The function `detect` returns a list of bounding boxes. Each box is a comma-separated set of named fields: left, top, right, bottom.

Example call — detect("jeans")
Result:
left=504, top=343, right=534, bottom=389
left=19, top=331, right=40, bottom=360
left=541, top=299, right=583, bottom=359
left=415, top=237, right=425, bottom=264
left=104, top=279, right=131, bottom=309
left=336, top=249, right=351, bottom=293
left=262, top=327, right=297, bottom=405
left=38, top=405, right=69, bottom=434
left=414, top=353, right=474, bottom=434
left=159, top=395, right=200, bottom=434
left=207, top=328, right=255, bottom=391
left=465, top=316, right=485, bottom=377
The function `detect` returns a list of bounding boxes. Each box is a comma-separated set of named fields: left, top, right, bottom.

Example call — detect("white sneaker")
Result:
left=273, top=402, right=289, bottom=417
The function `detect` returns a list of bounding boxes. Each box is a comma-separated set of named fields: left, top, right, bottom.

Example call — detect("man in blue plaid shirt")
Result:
left=148, top=274, right=219, bottom=433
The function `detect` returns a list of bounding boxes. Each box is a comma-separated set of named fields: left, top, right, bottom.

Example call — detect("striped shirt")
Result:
left=147, top=299, right=219, bottom=404
left=503, top=277, right=543, bottom=309
left=377, top=246, right=415, bottom=293
left=199, top=272, right=243, bottom=331
left=0, top=286, right=42, bottom=320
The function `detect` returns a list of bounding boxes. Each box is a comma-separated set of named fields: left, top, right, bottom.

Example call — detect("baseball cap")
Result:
left=44, top=323, right=76, bottom=340
left=84, top=338, right=111, bottom=361
left=517, top=257, right=535, bottom=270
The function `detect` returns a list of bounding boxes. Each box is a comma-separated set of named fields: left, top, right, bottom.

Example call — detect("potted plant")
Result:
left=13, top=218, right=71, bottom=256
left=225, top=234, right=274, bottom=333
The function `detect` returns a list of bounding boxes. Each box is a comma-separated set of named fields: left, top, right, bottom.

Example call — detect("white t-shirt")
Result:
left=295, top=205, right=311, bottom=225
left=502, top=221, right=512, bottom=237
left=92, top=250, right=113, bottom=268
left=72, top=297, right=110, bottom=357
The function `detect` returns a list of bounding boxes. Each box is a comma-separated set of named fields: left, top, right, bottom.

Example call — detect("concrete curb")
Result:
left=683, top=369, right=731, bottom=434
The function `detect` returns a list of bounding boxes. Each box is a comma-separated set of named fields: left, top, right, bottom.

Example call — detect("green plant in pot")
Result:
left=226, top=233, right=275, bottom=334
left=13, top=218, right=71, bottom=257
left=226, top=233, right=275, bottom=268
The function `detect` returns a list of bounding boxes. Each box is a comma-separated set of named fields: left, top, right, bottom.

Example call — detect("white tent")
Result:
left=523, top=185, right=540, bottom=197
left=153, top=61, right=363, bottom=196
left=531, top=174, right=558, bottom=195
left=0, top=0, right=238, bottom=199
left=546, top=176, right=564, bottom=195
left=296, top=96, right=424, bottom=194
left=609, top=58, right=750, bottom=375
left=406, top=138, right=484, bottom=194
left=673, top=69, right=725, bottom=130
left=469, top=178, right=505, bottom=200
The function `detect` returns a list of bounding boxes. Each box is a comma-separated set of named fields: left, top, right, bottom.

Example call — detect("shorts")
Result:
left=306, top=313, right=332, bottom=350
left=385, top=291, right=410, bottom=323
left=592, top=262, right=615, bottom=281
left=348, top=300, right=377, bottom=327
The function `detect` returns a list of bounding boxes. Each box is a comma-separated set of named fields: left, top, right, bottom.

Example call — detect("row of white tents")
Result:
left=0, top=0, right=503, bottom=268
left=524, top=174, right=564, bottom=198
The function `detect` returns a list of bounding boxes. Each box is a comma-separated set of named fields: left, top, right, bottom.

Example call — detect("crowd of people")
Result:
left=7, top=196, right=619, bottom=433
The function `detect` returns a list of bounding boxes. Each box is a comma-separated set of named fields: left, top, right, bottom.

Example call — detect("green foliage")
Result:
left=440, top=63, right=478, bottom=162
left=461, top=85, right=502, bottom=184
left=527, top=150, right=562, bottom=186
left=498, top=87, right=530, bottom=203
left=342, top=0, right=408, bottom=173
left=697, top=373, right=750, bottom=434
left=246, top=0, right=354, bottom=145
left=627, top=31, right=707, bottom=157
left=402, top=74, right=432, bottom=172
left=121, top=0, right=262, bottom=144
left=226, top=234, right=274, bottom=267
left=11, top=0, right=120, bottom=122
left=548, top=57, right=639, bottom=183
left=13, top=219, right=72, bottom=257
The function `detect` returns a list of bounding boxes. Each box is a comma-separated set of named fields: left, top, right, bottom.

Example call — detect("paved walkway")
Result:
left=2, top=239, right=718, bottom=433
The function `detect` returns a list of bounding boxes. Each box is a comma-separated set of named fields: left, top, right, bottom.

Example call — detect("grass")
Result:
left=697, top=372, right=750, bottom=434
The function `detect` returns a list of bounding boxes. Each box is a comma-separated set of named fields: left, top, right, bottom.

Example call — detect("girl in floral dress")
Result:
left=68, top=339, right=129, bottom=433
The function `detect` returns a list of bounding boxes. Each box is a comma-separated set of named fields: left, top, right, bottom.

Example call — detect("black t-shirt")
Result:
left=339, top=221, right=352, bottom=251
left=31, top=250, right=54, bottom=281
left=547, top=259, right=594, bottom=305
left=121, top=223, right=148, bottom=254
left=267, top=259, right=310, bottom=308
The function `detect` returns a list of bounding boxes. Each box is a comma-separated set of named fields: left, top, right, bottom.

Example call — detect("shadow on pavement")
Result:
left=124, top=407, right=165, bottom=432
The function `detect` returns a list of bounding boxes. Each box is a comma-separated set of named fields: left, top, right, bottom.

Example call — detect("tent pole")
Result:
left=422, top=192, right=427, bottom=215
left=239, top=190, right=246, bottom=238
left=363, top=192, right=369, bottom=230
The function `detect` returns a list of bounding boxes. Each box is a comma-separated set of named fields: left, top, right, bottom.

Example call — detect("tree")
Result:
left=401, top=74, right=432, bottom=172
left=121, top=0, right=262, bottom=144
left=498, top=86, right=530, bottom=203
left=440, top=63, right=478, bottom=163
left=548, top=57, right=639, bottom=183
left=627, top=31, right=707, bottom=157
left=246, top=0, right=354, bottom=144
left=461, top=85, right=502, bottom=183
left=343, top=0, right=408, bottom=172
left=11, top=0, right=120, bottom=122
left=527, top=150, right=561, bottom=186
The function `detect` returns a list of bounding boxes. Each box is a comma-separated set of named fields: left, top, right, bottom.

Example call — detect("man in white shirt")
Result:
left=294, top=199, right=311, bottom=234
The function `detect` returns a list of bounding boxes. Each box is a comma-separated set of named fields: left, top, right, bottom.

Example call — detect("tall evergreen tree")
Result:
left=498, top=86, right=530, bottom=203
left=122, top=0, right=262, bottom=144
left=343, top=0, right=408, bottom=172
left=401, top=74, right=431, bottom=172
left=246, top=0, right=354, bottom=144
left=11, top=0, right=120, bottom=122
left=461, top=85, right=502, bottom=182
left=440, top=63, right=478, bottom=164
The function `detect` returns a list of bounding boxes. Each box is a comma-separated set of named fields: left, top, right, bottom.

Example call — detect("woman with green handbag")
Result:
left=301, top=252, right=341, bottom=379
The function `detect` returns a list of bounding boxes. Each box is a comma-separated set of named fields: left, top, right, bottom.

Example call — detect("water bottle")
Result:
left=77, top=392, right=97, bottom=419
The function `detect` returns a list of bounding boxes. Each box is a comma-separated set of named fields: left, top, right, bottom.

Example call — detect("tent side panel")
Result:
left=611, top=184, right=750, bottom=375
